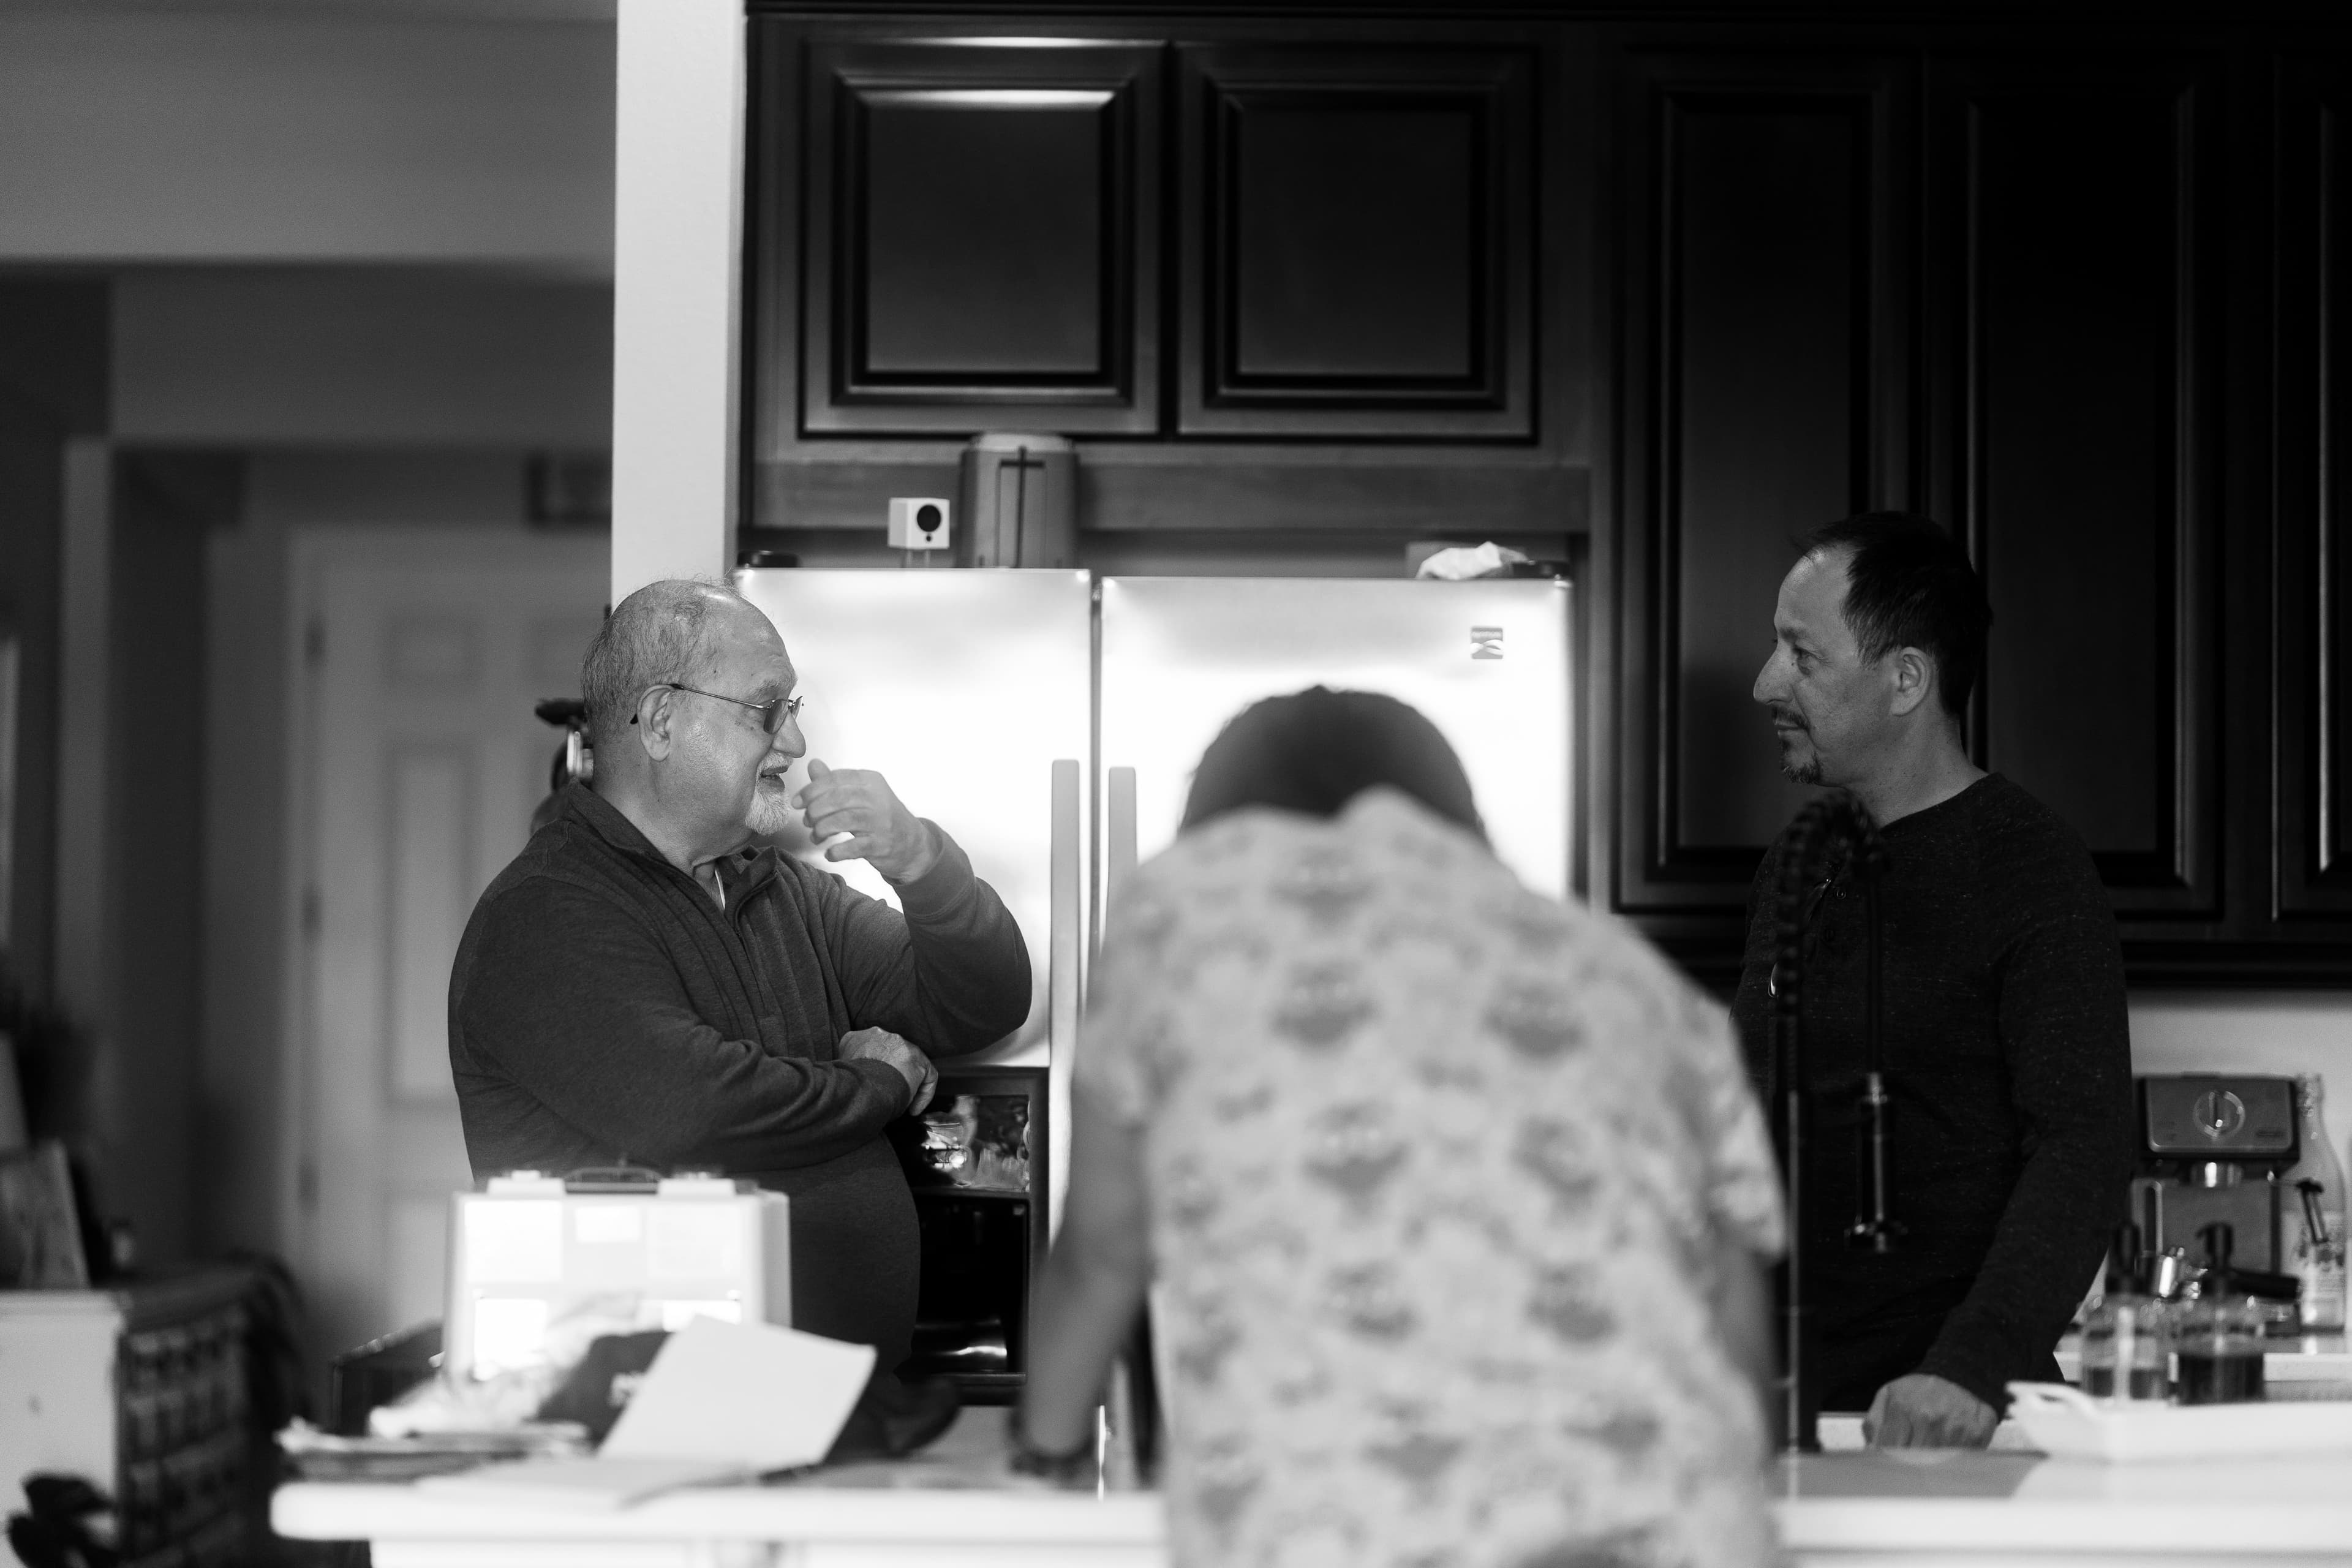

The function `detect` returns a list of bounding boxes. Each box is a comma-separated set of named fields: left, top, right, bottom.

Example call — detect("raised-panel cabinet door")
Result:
left=2274, top=52, right=2352, bottom=927
left=780, top=36, right=1163, bottom=437
left=1923, top=50, right=2225, bottom=925
left=1176, top=42, right=1536, bottom=440
left=1609, top=48, right=1913, bottom=938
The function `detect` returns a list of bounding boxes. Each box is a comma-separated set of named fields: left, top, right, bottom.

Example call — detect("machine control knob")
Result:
left=2192, top=1089, right=2248, bottom=1142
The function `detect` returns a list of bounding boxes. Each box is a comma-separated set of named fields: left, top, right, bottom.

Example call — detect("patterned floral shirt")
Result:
left=1079, top=790, right=1785, bottom=1568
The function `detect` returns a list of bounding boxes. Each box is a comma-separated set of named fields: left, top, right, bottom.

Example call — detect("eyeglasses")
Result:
left=633, top=684, right=807, bottom=736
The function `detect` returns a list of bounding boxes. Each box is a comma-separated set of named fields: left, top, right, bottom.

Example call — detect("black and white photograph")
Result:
left=0, top=0, right=2348, bottom=1564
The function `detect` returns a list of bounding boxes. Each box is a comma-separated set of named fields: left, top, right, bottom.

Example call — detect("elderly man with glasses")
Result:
left=448, top=578, right=1031, bottom=1376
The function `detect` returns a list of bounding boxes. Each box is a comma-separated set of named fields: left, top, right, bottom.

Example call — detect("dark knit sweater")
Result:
left=448, top=783, right=1031, bottom=1368
left=1730, top=774, right=2135, bottom=1414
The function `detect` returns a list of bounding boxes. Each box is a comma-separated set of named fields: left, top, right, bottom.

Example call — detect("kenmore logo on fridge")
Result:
left=1471, top=625, right=1504, bottom=660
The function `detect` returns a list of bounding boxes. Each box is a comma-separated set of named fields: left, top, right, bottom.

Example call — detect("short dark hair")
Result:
left=1805, top=512, right=1992, bottom=721
left=1180, top=687, right=1487, bottom=842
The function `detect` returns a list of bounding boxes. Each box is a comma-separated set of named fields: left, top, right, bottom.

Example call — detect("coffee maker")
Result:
left=2133, top=1074, right=2300, bottom=1276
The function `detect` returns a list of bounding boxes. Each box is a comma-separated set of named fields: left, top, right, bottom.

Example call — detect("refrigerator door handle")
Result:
left=1105, top=766, right=1139, bottom=942
left=1047, top=758, right=1082, bottom=1239
left=1050, top=758, right=1082, bottom=1060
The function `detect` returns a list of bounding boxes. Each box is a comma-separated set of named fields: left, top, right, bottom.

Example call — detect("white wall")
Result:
left=609, top=0, right=742, bottom=598
left=0, top=11, right=612, bottom=271
left=2132, top=993, right=2352, bottom=1170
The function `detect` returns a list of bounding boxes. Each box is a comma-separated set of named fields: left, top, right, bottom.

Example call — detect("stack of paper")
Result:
left=418, top=1319, right=875, bottom=1509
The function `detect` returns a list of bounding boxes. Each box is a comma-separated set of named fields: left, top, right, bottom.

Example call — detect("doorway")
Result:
left=288, top=528, right=605, bottom=1363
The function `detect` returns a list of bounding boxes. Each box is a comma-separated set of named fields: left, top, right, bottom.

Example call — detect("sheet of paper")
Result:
left=598, top=1317, right=876, bottom=1471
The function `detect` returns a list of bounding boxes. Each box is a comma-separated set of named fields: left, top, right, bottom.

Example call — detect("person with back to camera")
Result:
left=1017, top=687, right=1784, bottom=1568
left=1735, top=513, right=2134, bottom=1448
left=448, top=579, right=1031, bottom=1385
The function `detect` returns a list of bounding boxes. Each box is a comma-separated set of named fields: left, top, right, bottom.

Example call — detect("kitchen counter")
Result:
left=1776, top=1335, right=2352, bottom=1564
left=273, top=1411, right=1162, bottom=1567
left=272, top=1474, right=1166, bottom=1567
left=274, top=1409, right=2352, bottom=1568
left=1779, top=1450, right=2352, bottom=1563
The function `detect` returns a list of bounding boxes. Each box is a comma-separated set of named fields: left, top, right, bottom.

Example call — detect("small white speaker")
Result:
left=887, top=497, right=952, bottom=551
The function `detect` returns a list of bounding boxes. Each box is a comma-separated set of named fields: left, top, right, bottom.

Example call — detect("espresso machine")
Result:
left=2133, top=1074, right=2301, bottom=1278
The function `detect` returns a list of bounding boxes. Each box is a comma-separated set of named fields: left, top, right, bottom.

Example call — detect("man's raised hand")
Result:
left=792, top=759, right=940, bottom=884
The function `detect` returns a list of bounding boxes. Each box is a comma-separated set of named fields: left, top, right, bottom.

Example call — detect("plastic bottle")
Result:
left=2286, top=1074, right=2348, bottom=1333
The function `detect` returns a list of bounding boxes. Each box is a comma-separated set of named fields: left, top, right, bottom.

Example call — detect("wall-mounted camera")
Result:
left=887, top=497, right=951, bottom=552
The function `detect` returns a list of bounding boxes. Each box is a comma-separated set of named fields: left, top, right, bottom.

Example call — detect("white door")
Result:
left=293, top=530, right=606, bottom=1363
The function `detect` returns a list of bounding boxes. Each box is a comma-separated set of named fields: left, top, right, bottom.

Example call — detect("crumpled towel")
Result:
left=1415, top=542, right=1534, bottom=580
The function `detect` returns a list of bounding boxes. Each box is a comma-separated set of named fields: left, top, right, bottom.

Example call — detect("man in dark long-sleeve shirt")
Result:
left=449, top=580, right=1031, bottom=1370
left=1730, top=514, right=2133, bottom=1448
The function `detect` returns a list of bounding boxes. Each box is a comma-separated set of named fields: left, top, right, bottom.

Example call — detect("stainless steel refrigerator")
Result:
left=1096, top=575, right=1574, bottom=910
left=732, top=565, right=1091, bottom=1124
left=734, top=565, right=1092, bottom=1290
left=735, top=565, right=1575, bottom=1200
left=736, top=566, right=1572, bottom=1393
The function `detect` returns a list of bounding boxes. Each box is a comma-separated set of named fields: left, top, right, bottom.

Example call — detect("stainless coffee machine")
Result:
left=2133, top=1074, right=2301, bottom=1277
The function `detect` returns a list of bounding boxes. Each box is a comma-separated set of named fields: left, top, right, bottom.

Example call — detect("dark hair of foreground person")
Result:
left=1178, top=685, right=1488, bottom=842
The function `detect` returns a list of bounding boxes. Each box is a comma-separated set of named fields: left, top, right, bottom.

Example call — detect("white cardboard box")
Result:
left=443, top=1175, right=790, bottom=1381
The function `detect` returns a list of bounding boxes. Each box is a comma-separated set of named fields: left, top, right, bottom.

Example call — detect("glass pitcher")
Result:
left=2079, top=1291, right=2169, bottom=1403
left=2173, top=1295, right=2267, bottom=1405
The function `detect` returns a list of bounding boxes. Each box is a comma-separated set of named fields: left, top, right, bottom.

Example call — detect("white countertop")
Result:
left=274, top=1409, right=1162, bottom=1566
left=273, top=1405, right=2352, bottom=1566
left=1778, top=1451, right=2352, bottom=1559
left=275, top=1457, right=2352, bottom=1566
left=271, top=1474, right=1166, bottom=1544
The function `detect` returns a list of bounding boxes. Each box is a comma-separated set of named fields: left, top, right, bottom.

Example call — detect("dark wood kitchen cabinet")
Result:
left=1920, top=49, right=2227, bottom=927
left=1608, top=47, right=1915, bottom=933
left=1606, top=32, right=2260, bottom=981
left=777, top=37, right=1164, bottom=436
left=1174, top=43, right=1536, bottom=440
left=748, top=21, right=1548, bottom=447
left=2268, top=52, right=2352, bottom=942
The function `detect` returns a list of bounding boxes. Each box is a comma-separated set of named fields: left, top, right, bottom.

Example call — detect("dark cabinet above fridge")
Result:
left=788, top=38, right=1164, bottom=437
left=752, top=25, right=1550, bottom=447
left=1172, top=42, right=1536, bottom=441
